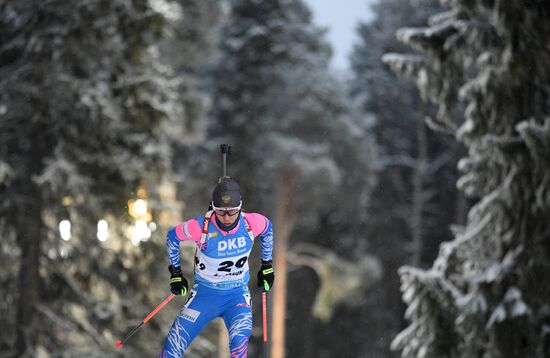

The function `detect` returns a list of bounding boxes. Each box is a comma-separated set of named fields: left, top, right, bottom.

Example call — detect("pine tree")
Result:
left=0, top=0, right=190, bottom=355
left=383, top=1, right=550, bottom=357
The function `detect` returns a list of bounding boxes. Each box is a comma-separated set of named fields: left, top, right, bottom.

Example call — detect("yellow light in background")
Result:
left=127, top=188, right=154, bottom=246
left=128, top=198, right=151, bottom=221
left=59, top=220, right=71, bottom=241
left=97, top=220, right=108, bottom=242
left=133, top=199, right=147, bottom=217
left=62, top=196, right=74, bottom=206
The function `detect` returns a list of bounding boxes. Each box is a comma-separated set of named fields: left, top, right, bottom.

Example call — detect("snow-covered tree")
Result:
left=0, top=0, right=196, bottom=356
left=383, top=1, right=550, bottom=357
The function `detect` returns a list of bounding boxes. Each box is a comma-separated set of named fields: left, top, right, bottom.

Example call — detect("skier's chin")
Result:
left=218, top=215, right=238, bottom=226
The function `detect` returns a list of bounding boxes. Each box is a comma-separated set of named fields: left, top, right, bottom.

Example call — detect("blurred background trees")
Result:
left=1, top=0, right=548, bottom=357
left=347, top=0, right=466, bottom=356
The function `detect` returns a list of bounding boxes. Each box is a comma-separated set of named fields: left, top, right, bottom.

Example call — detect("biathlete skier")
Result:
left=159, top=177, right=274, bottom=357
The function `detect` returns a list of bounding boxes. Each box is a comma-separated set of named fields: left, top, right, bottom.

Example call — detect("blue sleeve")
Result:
left=166, top=228, right=181, bottom=268
left=259, top=219, right=273, bottom=262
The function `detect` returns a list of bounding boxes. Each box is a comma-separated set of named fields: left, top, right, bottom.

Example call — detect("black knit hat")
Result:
left=212, top=177, right=241, bottom=207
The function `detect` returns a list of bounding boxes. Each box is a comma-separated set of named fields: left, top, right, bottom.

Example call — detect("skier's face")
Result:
left=212, top=201, right=241, bottom=226
left=215, top=210, right=240, bottom=225
left=212, top=201, right=242, bottom=226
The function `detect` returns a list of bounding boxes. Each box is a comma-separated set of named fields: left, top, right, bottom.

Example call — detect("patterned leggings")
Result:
left=159, top=284, right=252, bottom=358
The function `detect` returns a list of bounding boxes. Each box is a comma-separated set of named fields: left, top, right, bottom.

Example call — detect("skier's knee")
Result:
left=228, top=312, right=252, bottom=340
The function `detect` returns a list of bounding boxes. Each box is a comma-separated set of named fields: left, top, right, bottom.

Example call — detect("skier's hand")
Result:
left=257, top=261, right=274, bottom=292
left=169, top=265, right=188, bottom=296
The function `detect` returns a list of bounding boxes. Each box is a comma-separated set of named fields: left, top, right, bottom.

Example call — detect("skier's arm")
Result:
left=255, top=216, right=274, bottom=291
left=258, top=219, right=273, bottom=262
left=245, top=213, right=273, bottom=262
left=166, top=219, right=202, bottom=269
left=243, top=212, right=276, bottom=291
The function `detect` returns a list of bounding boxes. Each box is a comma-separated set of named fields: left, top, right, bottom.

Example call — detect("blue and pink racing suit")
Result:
left=159, top=211, right=273, bottom=358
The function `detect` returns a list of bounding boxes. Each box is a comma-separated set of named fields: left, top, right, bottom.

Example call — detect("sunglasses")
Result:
left=212, top=201, right=242, bottom=216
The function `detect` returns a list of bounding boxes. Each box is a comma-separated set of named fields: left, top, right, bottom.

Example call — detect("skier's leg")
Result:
left=222, top=290, right=253, bottom=358
left=159, top=286, right=219, bottom=357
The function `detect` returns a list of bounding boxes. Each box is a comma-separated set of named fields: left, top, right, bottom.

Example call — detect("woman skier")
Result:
left=159, top=177, right=274, bottom=357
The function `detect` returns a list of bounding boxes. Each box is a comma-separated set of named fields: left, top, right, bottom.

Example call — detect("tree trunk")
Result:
left=15, top=178, right=43, bottom=357
left=454, top=185, right=467, bottom=226
left=410, top=117, right=428, bottom=267
left=271, top=167, right=297, bottom=358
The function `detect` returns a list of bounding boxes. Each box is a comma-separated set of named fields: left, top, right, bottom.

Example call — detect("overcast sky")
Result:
left=303, top=0, right=376, bottom=73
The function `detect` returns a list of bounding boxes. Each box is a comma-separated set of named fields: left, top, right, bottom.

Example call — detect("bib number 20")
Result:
left=217, top=256, right=248, bottom=272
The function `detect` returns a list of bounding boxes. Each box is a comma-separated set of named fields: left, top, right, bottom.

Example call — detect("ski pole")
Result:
left=115, top=293, right=176, bottom=348
left=262, top=291, right=268, bottom=358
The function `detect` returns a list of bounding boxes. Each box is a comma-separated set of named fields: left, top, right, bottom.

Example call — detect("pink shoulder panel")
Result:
left=174, top=218, right=202, bottom=244
left=243, top=212, right=268, bottom=237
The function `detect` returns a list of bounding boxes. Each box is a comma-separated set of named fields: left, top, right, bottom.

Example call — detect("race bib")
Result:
left=195, top=254, right=249, bottom=283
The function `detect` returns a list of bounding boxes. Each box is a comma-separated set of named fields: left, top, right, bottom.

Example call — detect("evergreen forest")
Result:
left=0, top=0, right=548, bottom=357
